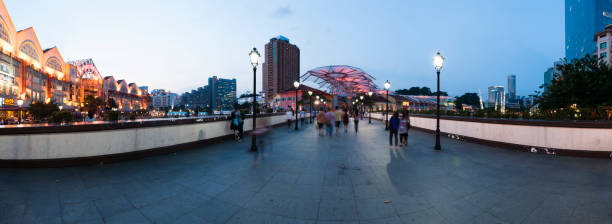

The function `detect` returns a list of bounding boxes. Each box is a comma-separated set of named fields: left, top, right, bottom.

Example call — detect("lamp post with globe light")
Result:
left=249, top=47, right=260, bottom=152
left=368, top=91, right=373, bottom=124
left=433, top=52, right=445, bottom=150
left=384, top=80, right=390, bottom=130
left=17, top=99, right=24, bottom=124
left=308, top=90, right=313, bottom=124
left=360, top=95, right=364, bottom=120
left=293, top=80, right=300, bottom=130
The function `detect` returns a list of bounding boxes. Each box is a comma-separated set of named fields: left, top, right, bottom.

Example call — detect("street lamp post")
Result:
left=360, top=95, right=364, bottom=120
left=17, top=99, right=24, bottom=124
left=293, top=80, right=300, bottom=130
left=368, top=91, right=373, bottom=124
left=433, top=52, right=445, bottom=150
left=308, top=90, right=313, bottom=124
left=249, top=47, right=260, bottom=152
left=384, top=80, right=390, bottom=130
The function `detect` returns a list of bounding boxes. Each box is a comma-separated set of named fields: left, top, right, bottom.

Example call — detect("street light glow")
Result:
left=293, top=80, right=300, bottom=89
left=384, top=80, right=390, bottom=90
left=434, top=52, right=444, bottom=72
left=249, top=47, right=260, bottom=68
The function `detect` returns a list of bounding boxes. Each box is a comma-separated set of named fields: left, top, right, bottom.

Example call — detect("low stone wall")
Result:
left=0, top=113, right=287, bottom=164
left=371, top=113, right=612, bottom=157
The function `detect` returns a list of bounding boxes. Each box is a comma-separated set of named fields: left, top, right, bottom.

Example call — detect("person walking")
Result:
left=299, top=109, right=306, bottom=126
left=230, top=109, right=240, bottom=141
left=399, top=111, right=410, bottom=147
left=389, top=112, right=400, bottom=149
left=316, top=108, right=326, bottom=136
left=286, top=107, right=293, bottom=129
left=342, top=109, right=349, bottom=133
left=334, top=107, right=343, bottom=135
left=353, top=110, right=360, bottom=133
left=325, top=109, right=335, bottom=136
left=236, top=110, right=244, bottom=141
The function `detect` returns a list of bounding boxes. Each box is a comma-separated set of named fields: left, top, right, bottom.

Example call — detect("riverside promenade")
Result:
left=1, top=121, right=611, bottom=224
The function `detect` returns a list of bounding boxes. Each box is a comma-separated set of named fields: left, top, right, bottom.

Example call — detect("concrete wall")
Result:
left=371, top=113, right=612, bottom=152
left=0, top=114, right=287, bottom=160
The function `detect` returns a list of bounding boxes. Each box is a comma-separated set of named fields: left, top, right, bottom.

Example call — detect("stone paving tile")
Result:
left=103, top=210, right=151, bottom=224
left=60, top=200, right=102, bottom=224
left=3, top=122, right=612, bottom=223
left=317, top=199, right=358, bottom=221
left=191, top=198, right=241, bottom=224
left=93, top=195, right=135, bottom=218
left=354, top=198, right=397, bottom=220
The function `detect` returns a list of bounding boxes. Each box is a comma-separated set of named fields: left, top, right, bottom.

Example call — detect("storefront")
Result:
left=0, top=96, right=26, bottom=124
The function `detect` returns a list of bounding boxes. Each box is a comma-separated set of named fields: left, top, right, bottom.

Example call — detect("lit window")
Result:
left=601, top=52, right=607, bottom=58
left=46, top=57, right=62, bottom=71
left=601, top=42, right=608, bottom=49
left=0, top=19, right=10, bottom=43
left=20, top=41, right=39, bottom=61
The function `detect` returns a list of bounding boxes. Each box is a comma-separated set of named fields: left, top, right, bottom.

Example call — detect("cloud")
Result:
left=273, top=6, right=292, bottom=17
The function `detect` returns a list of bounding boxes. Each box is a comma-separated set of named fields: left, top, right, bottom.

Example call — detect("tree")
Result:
left=537, top=54, right=612, bottom=118
left=84, top=95, right=103, bottom=118
left=456, top=93, right=480, bottom=108
left=27, top=101, right=59, bottom=121
left=395, top=86, right=444, bottom=96
left=105, top=98, right=118, bottom=111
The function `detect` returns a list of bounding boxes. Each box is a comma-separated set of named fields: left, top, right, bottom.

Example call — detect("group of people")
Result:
left=285, top=107, right=308, bottom=129
left=315, top=106, right=361, bottom=136
left=388, top=111, right=411, bottom=149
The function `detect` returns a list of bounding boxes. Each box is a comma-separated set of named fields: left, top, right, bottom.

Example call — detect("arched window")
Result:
left=46, top=57, right=62, bottom=71
left=0, top=17, right=10, bottom=43
left=20, top=41, right=39, bottom=61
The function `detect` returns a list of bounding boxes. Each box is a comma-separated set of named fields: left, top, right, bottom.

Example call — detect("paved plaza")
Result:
left=1, top=120, right=612, bottom=224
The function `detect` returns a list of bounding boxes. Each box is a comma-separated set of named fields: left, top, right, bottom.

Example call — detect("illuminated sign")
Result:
left=0, top=97, right=14, bottom=106
left=4, top=98, right=14, bottom=106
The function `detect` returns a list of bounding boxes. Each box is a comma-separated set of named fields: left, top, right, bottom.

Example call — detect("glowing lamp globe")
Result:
left=249, top=48, right=260, bottom=67
left=433, top=52, right=444, bottom=72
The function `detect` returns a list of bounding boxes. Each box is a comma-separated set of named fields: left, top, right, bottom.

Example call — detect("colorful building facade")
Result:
left=0, top=0, right=146, bottom=120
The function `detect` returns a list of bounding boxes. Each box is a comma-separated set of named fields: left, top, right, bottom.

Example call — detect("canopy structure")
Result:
left=301, top=65, right=377, bottom=96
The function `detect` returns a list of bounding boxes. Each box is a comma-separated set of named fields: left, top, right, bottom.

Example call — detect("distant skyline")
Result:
left=5, top=0, right=564, bottom=97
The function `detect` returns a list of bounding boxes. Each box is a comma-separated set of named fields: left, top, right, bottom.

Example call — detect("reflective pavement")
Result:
left=1, top=120, right=612, bottom=223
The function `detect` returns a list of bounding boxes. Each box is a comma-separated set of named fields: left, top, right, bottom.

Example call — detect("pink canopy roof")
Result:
left=301, top=65, right=377, bottom=95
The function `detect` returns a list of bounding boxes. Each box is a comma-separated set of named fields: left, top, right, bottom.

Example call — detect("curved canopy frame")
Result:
left=301, top=65, right=377, bottom=96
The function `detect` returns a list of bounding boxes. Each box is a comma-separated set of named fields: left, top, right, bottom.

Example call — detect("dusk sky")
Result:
left=5, top=0, right=564, bottom=97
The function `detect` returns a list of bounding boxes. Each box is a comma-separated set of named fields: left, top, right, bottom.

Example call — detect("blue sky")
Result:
left=5, top=0, right=564, bottom=97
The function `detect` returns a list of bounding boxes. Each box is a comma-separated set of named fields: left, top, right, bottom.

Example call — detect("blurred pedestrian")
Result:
left=286, top=107, right=293, bottom=129
left=252, top=126, right=271, bottom=167
left=342, top=109, right=349, bottom=133
left=389, top=112, right=400, bottom=149
left=353, top=110, right=360, bottom=133
left=325, top=109, right=335, bottom=136
left=299, top=109, right=306, bottom=126
left=316, top=108, right=326, bottom=136
left=399, top=111, right=410, bottom=147
left=334, top=107, right=343, bottom=135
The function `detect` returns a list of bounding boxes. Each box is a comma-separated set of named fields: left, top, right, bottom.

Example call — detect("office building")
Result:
left=543, top=60, right=563, bottom=90
left=507, top=74, right=516, bottom=100
left=181, top=76, right=236, bottom=110
left=594, top=24, right=612, bottom=64
left=151, top=90, right=179, bottom=109
left=263, top=35, right=300, bottom=103
left=208, top=76, right=236, bottom=110
left=565, top=0, right=612, bottom=61
left=487, top=86, right=505, bottom=110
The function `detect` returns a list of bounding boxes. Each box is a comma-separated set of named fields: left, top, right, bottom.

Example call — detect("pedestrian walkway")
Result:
left=1, top=120, right=612, bottom=223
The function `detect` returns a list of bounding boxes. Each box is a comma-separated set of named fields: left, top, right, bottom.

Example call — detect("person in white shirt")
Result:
left=286, top=108, right=294, bottom=129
